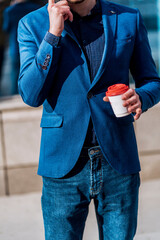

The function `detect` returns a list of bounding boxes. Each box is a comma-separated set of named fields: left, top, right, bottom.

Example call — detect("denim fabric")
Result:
left=41, top=146, right=140, bottom=240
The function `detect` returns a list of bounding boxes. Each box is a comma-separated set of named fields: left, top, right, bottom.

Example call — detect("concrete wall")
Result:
left=136, top=104, right=160, bottom=181
left=0, top=96, right=42, bottom=196
left=0, top=95, right=160, bottom=196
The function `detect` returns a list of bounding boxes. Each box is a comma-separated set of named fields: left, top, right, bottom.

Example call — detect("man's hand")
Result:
left=103, top=88, right=142, bottom=120
left=48, top=0, right=73, bottom=37
left=121, top=89, right=142, bottom=120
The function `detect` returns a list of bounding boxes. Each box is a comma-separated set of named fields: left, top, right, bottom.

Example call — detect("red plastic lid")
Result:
left=106, top=84, right=129, bottom=97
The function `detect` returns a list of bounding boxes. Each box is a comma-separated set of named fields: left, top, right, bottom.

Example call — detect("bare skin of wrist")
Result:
left=49, top=28, right=62, bottom=37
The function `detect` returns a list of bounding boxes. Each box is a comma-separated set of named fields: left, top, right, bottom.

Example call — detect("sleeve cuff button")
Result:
left=42, top=66, right=47, bottom=70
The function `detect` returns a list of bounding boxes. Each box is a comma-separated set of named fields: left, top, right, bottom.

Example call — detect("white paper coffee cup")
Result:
left=106, top=84, right=130, bottom=118
left=108, top=94, right=130, bottom=117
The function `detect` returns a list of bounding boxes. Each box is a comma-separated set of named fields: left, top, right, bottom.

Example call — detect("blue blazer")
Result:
left=18, top=0, right=160, bottom=177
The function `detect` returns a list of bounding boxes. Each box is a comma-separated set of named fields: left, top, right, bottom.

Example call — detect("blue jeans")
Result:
left=41, top=146, right=140, bottom=240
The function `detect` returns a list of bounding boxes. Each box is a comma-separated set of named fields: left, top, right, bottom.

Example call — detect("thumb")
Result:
left=103, top=96, right=109, bottom=102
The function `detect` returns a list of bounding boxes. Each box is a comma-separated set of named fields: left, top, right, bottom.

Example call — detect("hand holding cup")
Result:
left=121, top=88, right=142, bottom=120
left=103, top=84, right=142, bottom=120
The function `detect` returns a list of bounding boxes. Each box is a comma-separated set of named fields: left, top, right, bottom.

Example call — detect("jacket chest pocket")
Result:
left=115, top=35, right=135, bottom=44
left=112, top=36, right=135, bottom=68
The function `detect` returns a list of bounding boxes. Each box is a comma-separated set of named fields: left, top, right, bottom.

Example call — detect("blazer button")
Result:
left=46, top=54, right=51, bottom=59
left=42, top=66, right=47, bottom=70
left=90, top=150, right=95, bottom=155
left=87, top=92, right=93, bottom=99
left=45, top=58, right=50, bottom=62
left=43, top=61, right=49, bottom=66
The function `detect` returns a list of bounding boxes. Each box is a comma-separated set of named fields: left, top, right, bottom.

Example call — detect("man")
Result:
left=3, top=0, right=40, bottom=94
left=18, top=0, right=160, bottom=239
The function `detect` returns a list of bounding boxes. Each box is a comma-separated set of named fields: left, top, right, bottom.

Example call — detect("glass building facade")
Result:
left=113, top=0, right=160, bottom=76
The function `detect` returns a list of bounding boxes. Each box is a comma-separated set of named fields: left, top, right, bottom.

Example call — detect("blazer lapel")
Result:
left=62, top=21, right=81, bottom=48
left=62, top=21, right=91, bottom=84
left=61, top=0, right=117, bottom=89
left=90, top=0, right=117, bottom=89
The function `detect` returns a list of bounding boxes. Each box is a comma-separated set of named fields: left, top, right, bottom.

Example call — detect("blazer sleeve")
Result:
left=18, top=19, right=62, bottom=107
left=130, top=9, right=160, bottom=113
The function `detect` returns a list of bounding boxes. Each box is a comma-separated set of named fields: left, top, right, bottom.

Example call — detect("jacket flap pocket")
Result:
left=115, top=36, right=134, bottom=44
left=40, top=115, right=63, bottom=128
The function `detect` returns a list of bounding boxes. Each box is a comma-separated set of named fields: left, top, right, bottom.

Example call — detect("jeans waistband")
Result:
left=80, top=145, right=101, bottom=157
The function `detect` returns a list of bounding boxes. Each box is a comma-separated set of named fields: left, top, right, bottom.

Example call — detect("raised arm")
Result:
left=18, top=0, right=73, bottom=107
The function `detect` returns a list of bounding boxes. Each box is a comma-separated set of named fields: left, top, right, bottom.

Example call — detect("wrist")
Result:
left=49, top=28, right=62, bottom=37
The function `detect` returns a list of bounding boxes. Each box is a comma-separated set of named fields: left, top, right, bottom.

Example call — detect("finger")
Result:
left=57, top=7, right=73, bottom=21
left=128, top=103, right=140, bottom=113
left=67, top=9, right=73, bottom=21
left=48, top=0, right=68, bottom=10
left=134, top=108, right=142, bottom=121
left=121, top=88, right=135, bottom=100
left=54, top=0, right=68, bottom=6
left=57, top=5, right=70, bottom=11
left=123, top=95, right=137, bottom=107
left=56, top=0, right=68, bottom=5
left=64, top=14, right=69, bottom=21
left=103, top=96, right=109, bottom=102
left=48, top=0, right=55, bottom=7
left=53, top=6, right=70, bottom=15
